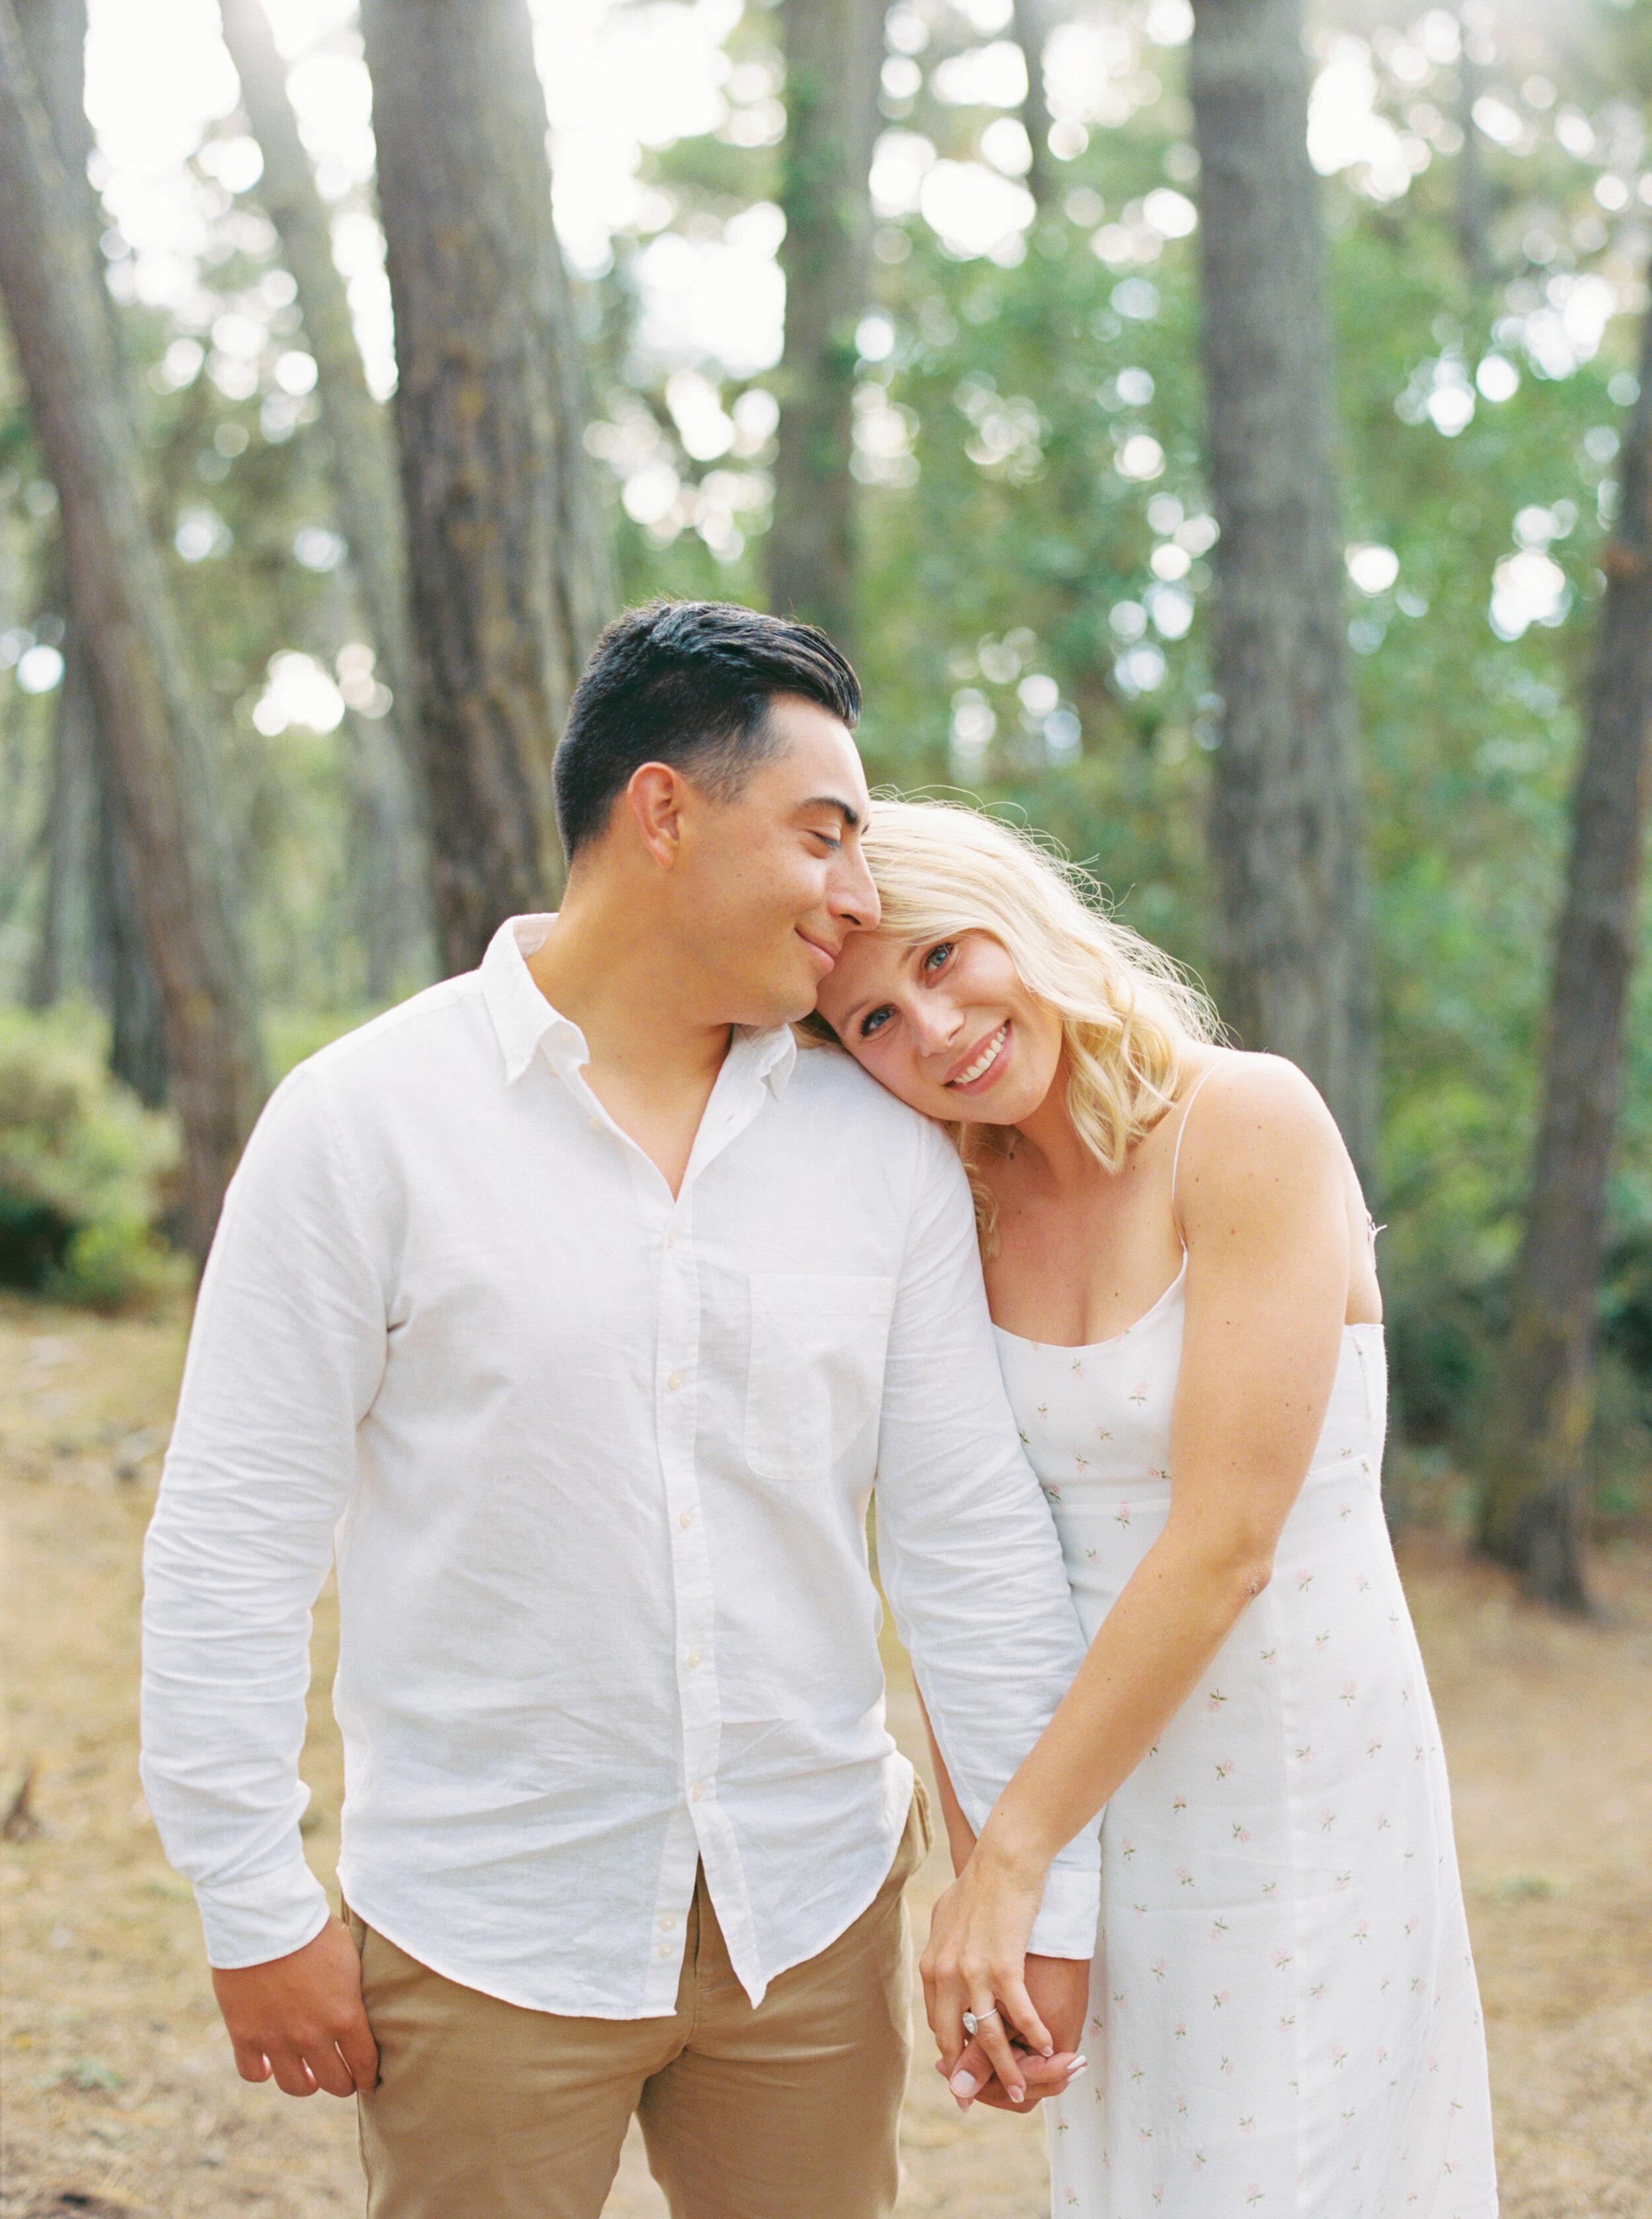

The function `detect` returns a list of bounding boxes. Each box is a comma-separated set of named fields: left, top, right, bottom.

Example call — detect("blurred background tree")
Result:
left=0, top=0, right=1647, bottom=1601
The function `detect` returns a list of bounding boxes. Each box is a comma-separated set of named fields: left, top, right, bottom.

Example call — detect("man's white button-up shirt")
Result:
left=141, top=918, right=1100, bottom=2017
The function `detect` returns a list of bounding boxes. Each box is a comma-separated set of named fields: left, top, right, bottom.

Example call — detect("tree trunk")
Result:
left=23, top=648, right=94, bottom=1011
left=1477, top=281, right=1652, bottom=1612
left=0, top=0, right=264, bottom=1256
left=359, top=0, right=613, bottom=974
left=17, top=0, right=171, bottom=1099
left=1011, top=0, right=1055, bottom=213
left=1189, top=0, right=1377, bottom=1189
left=765, top=0, right=882, bottom=654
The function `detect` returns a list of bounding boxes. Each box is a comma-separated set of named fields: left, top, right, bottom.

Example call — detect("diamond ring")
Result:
left=961, top=2004, right=1002, bottom=2039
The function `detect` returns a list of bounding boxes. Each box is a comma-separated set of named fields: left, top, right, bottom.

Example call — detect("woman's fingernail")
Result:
left=1009, top=2084, right=1026, bottom=2103
left=950, top=2068, right=981, bottom=2100
left=1041, top=2045, right=1054, bottom=2058
left=1066, top=2058, right=1090, bottom=2080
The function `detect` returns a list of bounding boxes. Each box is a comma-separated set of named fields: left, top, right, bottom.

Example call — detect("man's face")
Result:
left=672, top=695, right=880, bottom=1028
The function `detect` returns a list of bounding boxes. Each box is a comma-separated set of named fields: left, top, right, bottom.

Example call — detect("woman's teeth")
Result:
left=953, top=1024, right=1007, bottom=1086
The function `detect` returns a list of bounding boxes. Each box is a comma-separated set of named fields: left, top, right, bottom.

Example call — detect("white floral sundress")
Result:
left=996, top=1216, right=1497, bottom=2214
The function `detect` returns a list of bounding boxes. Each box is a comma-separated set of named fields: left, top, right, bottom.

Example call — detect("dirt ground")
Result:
left=1, top=1292, right=1649, bottom=2218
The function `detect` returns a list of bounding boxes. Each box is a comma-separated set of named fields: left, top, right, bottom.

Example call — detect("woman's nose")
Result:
left=910, top=999, right=961, bottom=1055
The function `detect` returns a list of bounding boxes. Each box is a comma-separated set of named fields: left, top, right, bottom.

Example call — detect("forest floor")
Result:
left=1, top=1291, right=1649, bottom=2219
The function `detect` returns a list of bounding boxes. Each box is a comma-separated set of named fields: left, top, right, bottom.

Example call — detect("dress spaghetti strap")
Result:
left=1168, top=1058, right=1224, bottom=1242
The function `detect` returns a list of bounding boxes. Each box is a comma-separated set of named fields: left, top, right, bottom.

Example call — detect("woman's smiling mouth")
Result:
left=947, top=1022, right=1009, bottom=1090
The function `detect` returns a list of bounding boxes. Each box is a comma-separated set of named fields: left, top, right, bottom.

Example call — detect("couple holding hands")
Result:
left=141, top=602, right=1496, bottom=2217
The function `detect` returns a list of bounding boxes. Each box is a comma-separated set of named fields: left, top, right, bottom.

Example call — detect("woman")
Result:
left=811, top=800, right=1496, bottom=2219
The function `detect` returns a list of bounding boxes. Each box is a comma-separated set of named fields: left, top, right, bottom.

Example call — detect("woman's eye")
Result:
left=921, top=941, right=954, bottom=973
left=858, top=1006, right=893, bottom=1039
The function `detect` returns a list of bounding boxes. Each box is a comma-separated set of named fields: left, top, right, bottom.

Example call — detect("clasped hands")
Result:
left=919, top=1858, right=1090, bottom=2116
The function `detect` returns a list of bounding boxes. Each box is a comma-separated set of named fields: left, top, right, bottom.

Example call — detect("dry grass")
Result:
left=1, top=1293, right=1648, bottom=2216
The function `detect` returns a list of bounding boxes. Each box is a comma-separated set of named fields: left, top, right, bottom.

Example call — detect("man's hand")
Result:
left=210, top=1917, right=378, bottom=2098
left=938, top=1954, right=1090, bottom=2114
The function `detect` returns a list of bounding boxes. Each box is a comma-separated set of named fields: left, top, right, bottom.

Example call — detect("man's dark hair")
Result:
left=554, top=600, right=862, bottom=859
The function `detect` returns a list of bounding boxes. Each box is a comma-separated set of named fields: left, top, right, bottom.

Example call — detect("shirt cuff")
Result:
left=194, top=1856, right=334, bottom=1971
left=1027, top=1852, right=1102, bottom=1962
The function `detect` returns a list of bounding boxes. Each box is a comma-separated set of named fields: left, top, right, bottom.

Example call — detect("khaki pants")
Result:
left=347, top=1786, right=930, bottom=2219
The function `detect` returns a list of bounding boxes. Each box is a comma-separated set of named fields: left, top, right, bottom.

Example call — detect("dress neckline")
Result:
left=992, top=1263, right=1387, bottom=1355
left=991, top=1256, right=1189, bottom=1353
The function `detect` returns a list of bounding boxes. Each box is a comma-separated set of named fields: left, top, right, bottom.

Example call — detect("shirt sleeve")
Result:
left=872, top=1123, right=1101, bottom=1960
left=139, top=1063, right=388, bottom=1969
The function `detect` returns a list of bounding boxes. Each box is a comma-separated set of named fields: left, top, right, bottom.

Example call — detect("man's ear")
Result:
left=624, top=762, right=690, bottom=868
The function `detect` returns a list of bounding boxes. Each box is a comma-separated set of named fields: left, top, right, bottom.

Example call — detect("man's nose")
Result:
left=833, top=845, right=881, bottom=930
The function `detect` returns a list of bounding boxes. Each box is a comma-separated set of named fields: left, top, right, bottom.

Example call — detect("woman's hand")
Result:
left=920, top=1834, right=1055, bottom=2103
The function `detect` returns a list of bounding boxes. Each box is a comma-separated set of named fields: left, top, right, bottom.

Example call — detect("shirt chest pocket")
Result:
left=745, top=1273, right=896, bottom=1483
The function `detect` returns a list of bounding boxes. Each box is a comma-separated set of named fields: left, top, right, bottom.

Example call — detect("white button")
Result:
left=679, top=1509, right=693, bottom=1529
left=691, top=1782, right=704, bottom=1802
left=587, top=1115, right=603, bottom=1132
left=686, top=1651, right=700, bottom=1670
left=667, top=1371, right=683, bottom=1392
left=658, top=1943, right=673, bottom=1958
left=659, top=1914, right=675, bottom=1931
left=666, top=1229, right=677, bottom=1249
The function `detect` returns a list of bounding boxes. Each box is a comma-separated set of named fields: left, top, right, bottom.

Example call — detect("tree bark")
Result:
left=1189, top=0, right=1377, bottom=1189
left=17, top=0, right=172, bottom=1100
left=0, top=0, right=264, bottom=1255
left=1011, top=0, right=1055, bottom=213
left=1477, top=281, right=1652, bottom=1612
left=359, top=0, right=613, bottom=973
left=765, top=0, right=882, bottom=654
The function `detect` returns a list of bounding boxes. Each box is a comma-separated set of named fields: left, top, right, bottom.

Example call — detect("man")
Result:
left=141, top=601, right=1097, bottom=2218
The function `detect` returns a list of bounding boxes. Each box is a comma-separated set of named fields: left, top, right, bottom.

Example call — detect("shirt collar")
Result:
left=480, top=915, right=798, bottom=1098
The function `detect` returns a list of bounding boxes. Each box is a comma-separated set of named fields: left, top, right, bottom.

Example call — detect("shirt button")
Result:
left=667, top=1371, right=683, bottom=1391
left=659, top=1914, right=675, bottom=1931
left=666, top=1229, right=678, bottom=1249
left=587, top=1114, right=602, bottom=1131
left=679, top=1509, right=693, bottom=1529
left=658, top=1943, right=673, bottom=1958
left=686, top=1651, right=700, bottom=1670
left=691, top=1782, right=704, bottom=1802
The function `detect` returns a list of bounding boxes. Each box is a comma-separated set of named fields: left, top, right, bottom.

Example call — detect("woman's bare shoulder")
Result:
left=1175, top=1051, right=1349, bottom=1213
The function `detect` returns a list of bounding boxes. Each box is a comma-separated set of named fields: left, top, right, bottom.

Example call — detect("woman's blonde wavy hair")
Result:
left=805, top=797, right=1220, bottom=1238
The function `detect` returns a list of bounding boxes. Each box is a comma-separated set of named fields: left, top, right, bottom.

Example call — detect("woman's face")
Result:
left=815, top=928, right=1065, bottom=1127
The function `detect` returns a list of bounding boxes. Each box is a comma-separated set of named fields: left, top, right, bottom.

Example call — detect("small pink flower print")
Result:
left=1273, top=1948, right=1292, bottom=1969
left=1172, top=1795, right=1187, bottom=1813
left=1353, top=1920, right=1370, bottom=1943
left=1036, top=1402, right=1048, bottom=1416
left=1411, top=1976, right=1425, bottom=1994
left=1090, top=2014, right=1104, bottom=2033
left=1335, top=1872, right=1352, bottom=1891
left=1085, top=1546, right=1098, bottom=1561
left=1139, top=2125, right=1153, bottom=2142
left=1231, top=1822, right=1252, bottom=1843
left=1150, top=1957, right=1167, bottom=1980
left=1295, top=1568, right=1314, bottom=1589
left=1406, top=1917, right=1419, bottom=1936
left=1074, top=1454, right=1089, bottom=1474
left=1277, top=2015, right=1295, bottom=2032
left=1245, top=2183, right=1264, bottom=2203
left=1070, top=1357, right=1084, bottom=1375
left=1261, top=1880, right=1277, bottom=1896
left=1148, top=1465, right=1171, bottom=1483
left=1193, top=2151, right=1207, bottom=2170
left=1295, top=1744, right=1314, bottom=1763
left=1115, top=1503, right=1133, bottom=1527
left=1176, top=2095, right=1188, bottom=2116
left=1096, top=1425, right=1112, bottom=1443
left=1174, top=2021, right=1187, bottom=2040
left=1043, top=1484, right=1063, bottom=1503
left=1129, top=1380, right=1148, bottom=1406
left=1129, top=2061, right=1146, bottom=2084
left=1213, top=1990, right=1230, bottom=2010
left=1017, top=1429, right=1030, bottom=1445
left=1367, top=1737, right=1382, bottom=1756
left=1378, top=1813, right=1391, bottom=1830
left=1220, top=2053, right=1234, bottom=2074
left=1259, top=1645, right=1277, bottom=1662
left=1240, top=2117, right=1256, bottom=2135
left=1309, top=1983, right=1326, bottom=2000
left=1378, top=2048, right=1389, bottom=2065
left=1178, top=1866, right=1194, bottom=1886
left=1314, top=1630, right=1331, bottom=1650
left=1215, top=1759, right=1235, bottom=1781
left=1153, top=2190, right=1165, bottom=2206
left=1207, top=1688, right=1228, bottom=1713
left=1339, top=1501, right=1353, bottom=1519
left=1355, top=1575, right=1370, bottom=1593
left=1210, top=1918, right=1229, bottom=1941
left=1339, top=1680, right=1358, bottom=1703
left=1320, top=1809, right=1336, bottom=1830
left=1121, top=1838, right=1137, bottom=1859
left=1134, top=1900, right=1148, bottom=1917
left=1332, top=2046, right=1348, bottom=2067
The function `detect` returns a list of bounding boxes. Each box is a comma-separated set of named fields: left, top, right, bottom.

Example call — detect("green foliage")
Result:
left=0, top=1004, right=182, bottom=1306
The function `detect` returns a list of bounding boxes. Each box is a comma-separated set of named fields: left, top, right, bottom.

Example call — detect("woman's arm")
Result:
left=923, top=1055, right=1356, bottom=2072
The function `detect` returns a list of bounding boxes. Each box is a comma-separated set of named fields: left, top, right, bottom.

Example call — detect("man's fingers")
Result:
left=229, top=2037, right=273, bottom=2086
left=268, top=2051, right=320, bottom=2097
left=337, top=2015, right=380, bottom=2093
